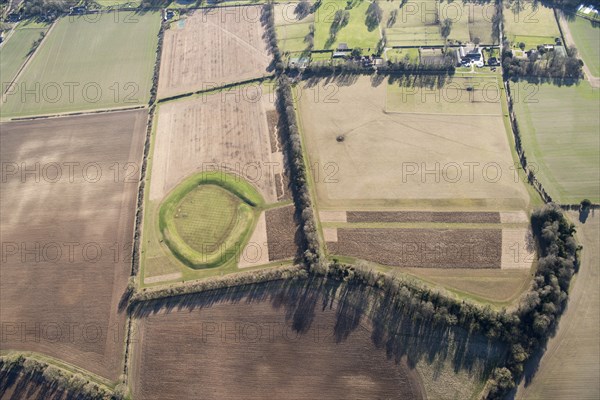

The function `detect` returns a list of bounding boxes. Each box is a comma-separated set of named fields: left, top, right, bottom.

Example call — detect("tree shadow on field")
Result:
left=302, top=73, right=360, bottom=89
left=129, top=275, right=506, bottom=384
left=0, top=365, right=89, bottom=400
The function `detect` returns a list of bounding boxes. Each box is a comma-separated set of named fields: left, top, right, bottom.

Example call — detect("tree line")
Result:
left=0, top=354, right=120, bottom=399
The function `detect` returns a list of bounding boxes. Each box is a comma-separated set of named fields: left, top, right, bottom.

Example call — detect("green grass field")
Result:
left=172, top=185, right=248, bottom=253
left=159, top=172, right=263, bottom=269
left=274, top=3, right=314, bottom=53
left=381, top=1, right=495, bottom=46
left=511, top=81, right=600, bottom=203
left=566, top=15, right=600, bottom=77
left=313, top=0, right=381, bottom=50
left=385, top=48, right=419, bottom=63
left=0, top=22, right=49, bottom=86
left=0, top=12, right=160, bottom=118
left=504, top=2, right=561, bottom=49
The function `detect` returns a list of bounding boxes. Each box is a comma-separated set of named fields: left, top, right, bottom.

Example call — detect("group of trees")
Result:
left=320, top=204, right=578, bottom=399
left=503, top=45, right=583, bottom=81
left=365, top=1, right=382, bottom=31
left=329, top=9, right=350, bottom=40
left=488, top=203, right=579, bottom=398
left=21, top=0, right=71, bottom=18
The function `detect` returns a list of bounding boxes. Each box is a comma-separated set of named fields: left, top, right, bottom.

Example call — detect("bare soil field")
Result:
left=347, top=211, right=501, bottom=223
left=517, top=211, right=600, bottom=399
left=130, top=281, right=503, bottom=399
left=265, top=205, right=298, bottom=261
left=298, top=76, right=531, bottom=211
left=158, top=6, right=272, bottom=99
left=131, top=288, right=423, bottom=400
left=327, top=228, right=502, bottom=268
left=0, top=109, right=147, bottom=380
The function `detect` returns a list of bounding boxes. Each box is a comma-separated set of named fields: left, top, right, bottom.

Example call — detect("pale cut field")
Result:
left=503, top=1, right=561, bottom=46
left=0, top=109, right=147, bottom=380
left=297, top=76, right=531, bottom=211
left=158, top=6, right=272, bottom=99
left=517, top=211, right=600, bottom=399
left=150, top=86, right=280, bottom=203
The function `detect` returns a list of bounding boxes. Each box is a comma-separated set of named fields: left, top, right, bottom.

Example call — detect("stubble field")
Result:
left=0, top=109, right=148, bottom=380
left=298, top=76, right=531, bottom=210
left=142, top=83, right=296, bottom=284
left=158, top=6, right=272, bottom=99
left=298, top=75, right=536, bottom=302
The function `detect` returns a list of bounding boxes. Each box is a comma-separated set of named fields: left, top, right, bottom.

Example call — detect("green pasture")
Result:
left=0, top=21, right=49, bottom=86
left=0, top=11, right=160, bottom=118
left=510, top=80, right=600, bottom=203
left=566, top=15, right=600, bottom=77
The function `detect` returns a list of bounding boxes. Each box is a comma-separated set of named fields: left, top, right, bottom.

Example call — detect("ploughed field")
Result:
left=130, top=281, right=506, bottom=399
left=0, top=109, right=147, bottom=380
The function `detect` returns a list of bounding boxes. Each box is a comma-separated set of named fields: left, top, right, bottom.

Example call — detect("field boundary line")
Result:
left=123, top=18, right=167, bottom=388
left=3, top=104, right=146, bottom=122
left=382, top=110, right=502, bottom=117
left=1, top=20, right=56, bottom=97
left=156, top=74, right=275, bottom=104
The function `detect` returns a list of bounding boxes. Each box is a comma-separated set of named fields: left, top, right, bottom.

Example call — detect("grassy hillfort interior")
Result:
left=0, top=0, right=598, bottom=399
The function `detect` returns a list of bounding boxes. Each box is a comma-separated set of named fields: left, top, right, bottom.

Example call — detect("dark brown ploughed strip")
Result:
left=346, top=211, right=501, bottom=224
left=329, top=228, right=502, bottom=268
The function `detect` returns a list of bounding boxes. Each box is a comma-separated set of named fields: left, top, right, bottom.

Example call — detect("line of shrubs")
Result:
left=275, top=76, right=324, bottom=273
left=131, top=265, right=307, bottom=303
left=290, top=59, right=456, bottom=77
left=0, top=354, right=121, bottom=400
left=131, top=21, right=166, bottom=277
left=504, top=81, right=554, bottom=204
